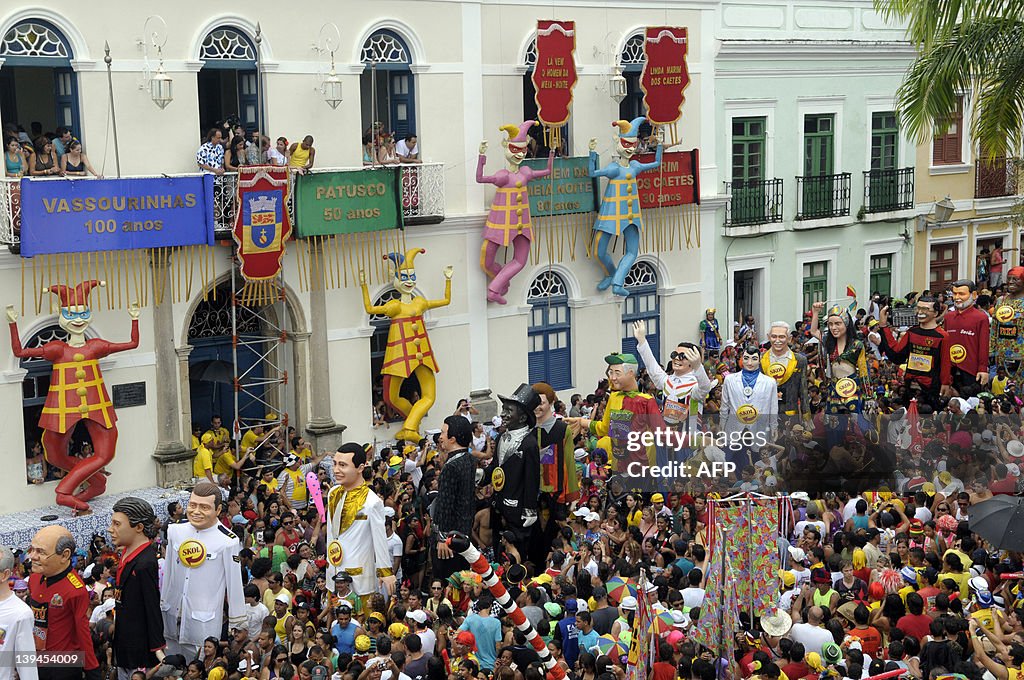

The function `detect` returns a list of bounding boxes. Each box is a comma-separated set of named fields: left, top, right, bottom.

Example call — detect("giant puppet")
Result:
left=477, top=121, right=554, bottom=304
left=588, top=118, right=663, bottom=296
left=7, top=282, right=139, bottom=514
left=361, top=249, right=453, bottom=443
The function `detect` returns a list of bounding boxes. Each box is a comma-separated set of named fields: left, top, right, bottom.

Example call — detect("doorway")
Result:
left=733, top=269, right=760, bottom=330
left=196, top=27, right=260, bottom=134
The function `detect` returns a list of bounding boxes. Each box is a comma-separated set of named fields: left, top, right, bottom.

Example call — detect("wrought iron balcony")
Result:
left=975, top=157, right=1021, bottom=199
left=863, top=167, right=914, bottom=214
left=796, top=172, right=851, bottom=220
left=724, top=178, right=784, bottom=227
left=213, top=162, right=447, bottom=237
left=0, top=179, right=20, bottom=248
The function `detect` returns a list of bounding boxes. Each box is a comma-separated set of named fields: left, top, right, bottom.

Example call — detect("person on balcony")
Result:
left=60, top=141, right=102, bottom=178
left=29, top=137, right=61, bottom=177
left=4, top=137, right=26, bottom=177
left=196, top=128, right=225, bottom=175
left=397, top=135, right=421, bottom=164
left=225, top=135, right=248, bottom=173
left=288, top=136, right=316, bottom=175
left=362, top=134, right=376, bottom=167
left=378, top=134, right=400, bottom=166
left=268, top=137, right=288, bottom=166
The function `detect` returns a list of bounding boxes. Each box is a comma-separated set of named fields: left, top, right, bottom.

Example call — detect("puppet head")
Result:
left=385, top=248, right=426, bottom=295
left=29, top=526, right=74, bottom=577
left=612, top=117, right=646, bottom=160
left=498, top=383, right=540, bottom=429
left=48, top=280, right=104, bottom=337
left=604, top=352, right=639, bottom=392
left=500, top=121, right=535, bottom=166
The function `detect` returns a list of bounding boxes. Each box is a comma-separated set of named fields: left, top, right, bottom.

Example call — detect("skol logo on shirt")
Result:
left=949, top=344, right=967, bottom=364
left=178, top=539, right=207, bottom=567
left=327, top=541, right=344, bottom=566
left=996, top=305, right=1016, bottom=323
left=736, top=404, right=759, bottom=425
left=766, top=363, right=786, bottom=379
left=835, top=378, right=858, bottom=399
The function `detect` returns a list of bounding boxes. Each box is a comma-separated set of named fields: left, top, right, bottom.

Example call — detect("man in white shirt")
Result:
left=0, top=545, right=37, bottom=680
left=396, top=135, right=421, bottom=164
left=385, top=508, right=404, bottom=584
left=680, top=569, right=705, bottom=610
left=243, top=584, right=270, bottom=638
left=788, top=606, right=834, bottom=655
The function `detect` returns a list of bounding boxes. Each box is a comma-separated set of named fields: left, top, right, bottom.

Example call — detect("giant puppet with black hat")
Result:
left=486, top=383, right=541, bottom=560
left=325, top=443, right=395, bottom=602
left=7, top=281, right=140, bottom=513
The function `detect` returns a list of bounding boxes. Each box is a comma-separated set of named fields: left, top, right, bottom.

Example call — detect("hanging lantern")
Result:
left=322, top=67, right=343, bottom=109
left=150, top=62, right=173, bottom=109
left=610, top=66, right=627, bottom=104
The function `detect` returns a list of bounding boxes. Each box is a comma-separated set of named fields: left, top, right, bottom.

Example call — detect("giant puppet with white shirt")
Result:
left=325, top=443, right=396, bottom=602
left=160, top=482, right=246, bottom=658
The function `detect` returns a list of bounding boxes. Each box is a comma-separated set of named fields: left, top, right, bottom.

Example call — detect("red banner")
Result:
left=233, top=166, right=292, bottom=282
left=635, top=149, right=700, bottom=208
left=531, top=20, right=577, bottom=127
left=641, top=27, right=690, bottom=125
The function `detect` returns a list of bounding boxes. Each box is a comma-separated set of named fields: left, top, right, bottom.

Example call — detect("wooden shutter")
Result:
left=933, top=97, right=963, bottom=165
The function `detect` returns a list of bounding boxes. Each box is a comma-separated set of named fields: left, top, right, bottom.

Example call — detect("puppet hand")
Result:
left=682, top=346, right=702, bottom=364
left=5, top=304, right=16, bottom=323
left=128, top=302, right=140, bottom=319
left=479, top=142, right=488, bottom=155
left=588, top=138, right=598, bottom=151
left=977, top=372, right=990, bottom=385
left=358, top=269, right=367, bottom=285
left=522, top=510, right=537, bottom=527
left=443, top=265, right=454, bottom=280
left=632, top=320, right=646, bottom=342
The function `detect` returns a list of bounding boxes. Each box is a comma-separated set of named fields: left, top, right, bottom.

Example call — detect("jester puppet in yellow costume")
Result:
left=361, top=249, right=453, bottom=443
left=6, top=281, right=140, bottom=513
left=589, top=117, right=662, bottom=296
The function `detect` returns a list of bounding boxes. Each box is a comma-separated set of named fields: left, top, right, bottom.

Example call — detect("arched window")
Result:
left=369, top=288, right=419, bottom=422
left=0, top=20, right=80, bottom=141
left=361, top=30, right=416, bottom=140
left=197, top=26, right=260, bottom=133
left=618, top=33, right=651, bottom=140
left=21, top=324, right=70, bottom=483
left=521, top=37, right=571, bottom=155
left=527, top=271, right=572, bottom=390
left=620, top=262, right=660, bottom=368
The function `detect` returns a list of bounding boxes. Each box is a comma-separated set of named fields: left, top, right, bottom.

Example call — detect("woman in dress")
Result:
left=26, top=440, right=46, bottom=484
left=810, top=301, right=871, bottom=445
left=225, top=135, right=247, bottom=172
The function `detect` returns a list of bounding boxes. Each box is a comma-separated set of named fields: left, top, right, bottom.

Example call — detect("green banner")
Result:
left=521, top=156, right=597, bottom=216
left=294, top=168, right=403, bottom=237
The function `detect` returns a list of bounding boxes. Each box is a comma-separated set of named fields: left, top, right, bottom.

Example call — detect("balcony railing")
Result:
left=796, top=172, right=851, bottom=220
left=213, top=162, right=447, bottom=236
left=724, top=178, right=784, bottom=227
left=975, top=157, right=1021, bottom=199
left=0, top=162, right=448, bottom=247
left=863, top=167, right=914, bottom=214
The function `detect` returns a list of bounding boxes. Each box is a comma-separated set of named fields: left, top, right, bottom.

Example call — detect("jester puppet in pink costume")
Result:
left=477, top=121, right=554, bottom=304
left=6, top=281, right=140, bottom=514
left=589, top=117, right=662, bottom=296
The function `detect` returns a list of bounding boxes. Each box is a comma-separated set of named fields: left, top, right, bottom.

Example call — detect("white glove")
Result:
left=522, top=509, right=537, bottom=527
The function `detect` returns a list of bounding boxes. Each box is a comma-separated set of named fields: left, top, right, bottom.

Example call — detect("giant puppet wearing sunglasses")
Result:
left=7, top=281, right=139, bottom=514
left=476, top=121, right=554, bottom=305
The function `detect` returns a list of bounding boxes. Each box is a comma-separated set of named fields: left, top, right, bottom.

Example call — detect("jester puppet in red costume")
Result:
left=7, top=281, right=139, bottom=513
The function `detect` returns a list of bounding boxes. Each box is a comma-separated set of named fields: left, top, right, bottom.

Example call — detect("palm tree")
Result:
left=875, top=0, right=1024, bottom=157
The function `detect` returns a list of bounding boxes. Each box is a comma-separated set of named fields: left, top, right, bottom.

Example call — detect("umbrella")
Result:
left=594, top=634, right=628, bottom=661
left=649, top=611, right=675, bottom=635
left=189, top=359, right=235, bottom=384
left=969, top=495, right=1024, bottom=551
left=606, top=576, right=637, bottom=604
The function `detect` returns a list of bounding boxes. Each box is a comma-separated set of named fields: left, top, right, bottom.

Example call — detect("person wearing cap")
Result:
left=109, top=496, right=166, bottom=678
left=329, top=602, right=364, bottom=656
left=485, top=384, right=541, bottom=560
left=777, top=570, right=798, bottom=612
left=442, top=631, right=478, bottom=676
left=720, top=342, right=778, bottom=467
left=556, top=598, right=580, bottom=669
left=278, top=448, right=329, bottom=512
left=0, top=544, right=37, bottom=680
left=611, top=596, right=636, bottom=640
left=193, top=433, right=217, bottom=484
left=567, top=353, right=665, bottom=473
left=531, top=381, right=580, bottom=566
left=325, top=443, right=395, bottom=604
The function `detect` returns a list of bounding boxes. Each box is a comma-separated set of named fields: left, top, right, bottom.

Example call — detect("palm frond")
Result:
left=875, top=0, right=1024, bottom=47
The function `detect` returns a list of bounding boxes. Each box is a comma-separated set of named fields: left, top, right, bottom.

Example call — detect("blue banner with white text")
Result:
left=19, top=175, right=216, bottom=257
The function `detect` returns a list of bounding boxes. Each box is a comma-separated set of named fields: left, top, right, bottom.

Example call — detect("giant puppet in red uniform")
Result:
left=6, top=281, right=139, bottom=514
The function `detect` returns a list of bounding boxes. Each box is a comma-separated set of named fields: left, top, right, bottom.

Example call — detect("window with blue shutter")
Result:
left=527, top=271, right=572, bottom=390
left=361, top=30, right=417, bottom=139
left=621, top=263, right=660, bottom=369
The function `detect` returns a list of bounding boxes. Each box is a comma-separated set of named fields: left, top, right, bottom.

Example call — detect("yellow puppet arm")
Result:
left=362, top=283, right=387, bottom=316
left=425, top=277, right=452, bottom=310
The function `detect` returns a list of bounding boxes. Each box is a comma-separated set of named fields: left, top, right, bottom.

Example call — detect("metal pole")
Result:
left=371, top=61, right=379, bottom=163
left=103, top=41, right=121, bottom=177
left=254, top=23, right=264, bottom=154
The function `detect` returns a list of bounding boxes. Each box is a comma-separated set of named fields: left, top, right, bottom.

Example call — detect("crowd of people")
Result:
left=9, top=247, right=1024, bottom=680
left=3, top=123, right=101, bottom=179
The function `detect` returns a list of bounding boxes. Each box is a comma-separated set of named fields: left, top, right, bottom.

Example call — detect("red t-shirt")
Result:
left=848, top=625, right=882, bottom=657
left=991, top=475, right=1018, bottom=495
left=652, top=661, right=675, bottom=680
left=896, top=613, right=932, bottom=641
left=781, top=661, right=809, bottom=679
